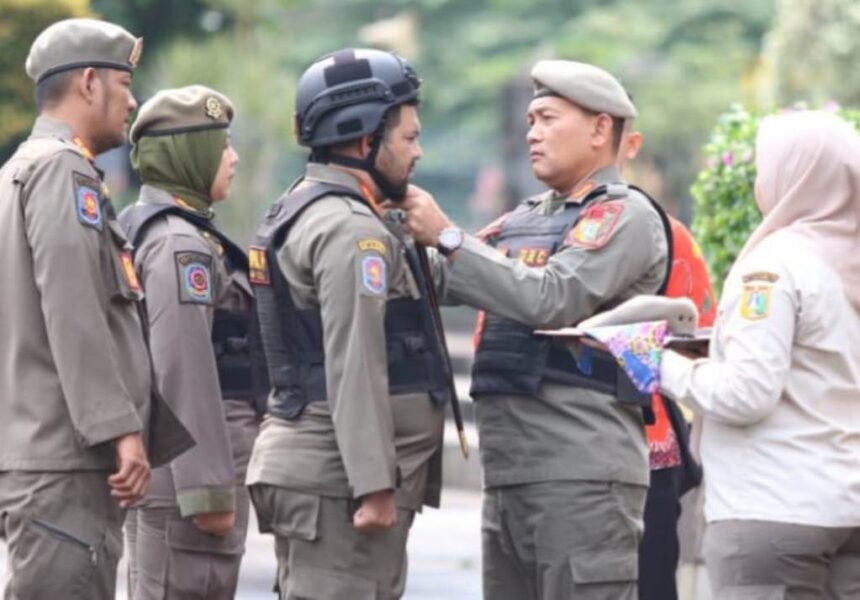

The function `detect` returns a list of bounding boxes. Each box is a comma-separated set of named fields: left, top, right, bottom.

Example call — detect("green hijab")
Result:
left=131, top=128, right=226, bottom=213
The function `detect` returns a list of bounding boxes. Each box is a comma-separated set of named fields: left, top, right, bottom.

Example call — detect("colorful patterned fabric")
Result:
left=583, top=320, right=668, bottom=394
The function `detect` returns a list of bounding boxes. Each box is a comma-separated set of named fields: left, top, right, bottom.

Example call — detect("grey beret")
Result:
left=26, top=18, right=142, bottom=84
left=531, top=60, right=637, bottom=119
left=130, top=85, right=234, bottom=144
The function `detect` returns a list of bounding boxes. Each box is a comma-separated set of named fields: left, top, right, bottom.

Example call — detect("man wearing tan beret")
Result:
left=401, top=60, right=672, bottom=599
left=120, top=85, right=267, bottom=599
left=0, top=18, right=192, bottom=600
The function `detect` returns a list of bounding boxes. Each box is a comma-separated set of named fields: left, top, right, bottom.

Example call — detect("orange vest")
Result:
left=648, top=216, right=715, bottom=468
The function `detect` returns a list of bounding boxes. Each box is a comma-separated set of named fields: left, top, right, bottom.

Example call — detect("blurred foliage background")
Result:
left=2, top=0, right=859, bottom=294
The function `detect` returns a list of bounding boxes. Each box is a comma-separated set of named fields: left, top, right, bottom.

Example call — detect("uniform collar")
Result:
left=565, top=164, right=623, bottom=204
left=303, top=161, right=381, bottom=213
left=139, top=184, right=215, bottom=220
left=30, top=116, right=96, bottom=163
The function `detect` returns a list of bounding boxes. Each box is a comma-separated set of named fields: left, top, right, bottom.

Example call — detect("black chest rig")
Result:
left=250, top=182, right=450, bottom=421
left=471, top=185, right=672, bottom=408
left=119, top=203, right=270, bottom=416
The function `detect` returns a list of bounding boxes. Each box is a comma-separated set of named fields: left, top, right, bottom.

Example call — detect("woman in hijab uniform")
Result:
left=660, top=111, right=860, bottom=599
left=121, top=85, right=265, bottom=599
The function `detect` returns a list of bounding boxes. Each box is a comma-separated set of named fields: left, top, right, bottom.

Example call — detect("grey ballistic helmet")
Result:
left=294, top=47, right=421, bottom=149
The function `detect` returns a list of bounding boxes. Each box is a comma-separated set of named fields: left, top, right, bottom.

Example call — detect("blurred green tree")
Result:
left=0, top=0, right=89, bottom=162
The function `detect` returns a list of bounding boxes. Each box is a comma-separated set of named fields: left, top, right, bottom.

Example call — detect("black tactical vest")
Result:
left=119, top=202, right=270, bottom=416
left=250, top=181, right=450, bottom=421
left=471, top=184, right=673, bottom=408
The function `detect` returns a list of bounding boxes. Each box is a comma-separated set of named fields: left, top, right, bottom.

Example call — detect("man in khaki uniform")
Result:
left=401, top=60, right=671, bottom=599
left=246, top=48, right=448, bottom=599
left=119, top=86, right=267, bottom=599
left=0, top=18, right=192, bottom=600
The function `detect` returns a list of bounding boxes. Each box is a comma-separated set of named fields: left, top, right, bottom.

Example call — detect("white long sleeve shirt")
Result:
left=661, top=230, right=860, bottom=527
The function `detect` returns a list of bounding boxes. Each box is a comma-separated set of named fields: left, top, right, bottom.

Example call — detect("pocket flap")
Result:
left=288, top=566, right=376, bottom=600
left=166, top=516, right=243, bottom=556
left=270, top=490, right=320, bottom=542
left=569, top=550, right=638, bottom=584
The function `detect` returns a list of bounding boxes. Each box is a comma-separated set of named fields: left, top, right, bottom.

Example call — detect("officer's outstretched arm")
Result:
left=444, top=198, right=666, bottom=329
left=661, top=264, right=795, bottom=426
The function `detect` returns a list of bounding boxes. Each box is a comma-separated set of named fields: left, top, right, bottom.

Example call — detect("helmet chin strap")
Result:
left=311, top=114, right=408, bottom=203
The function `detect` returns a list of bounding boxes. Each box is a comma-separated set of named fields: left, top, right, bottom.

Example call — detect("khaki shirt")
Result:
left=246, top=163, right=445, bottom=510
left=0, top=117, right=158, bottom=470
left=662, top=230, right=860, bottom=526
left=130, top=185, right=253, bottom=516
left=435, top=165, right=668, bottom=487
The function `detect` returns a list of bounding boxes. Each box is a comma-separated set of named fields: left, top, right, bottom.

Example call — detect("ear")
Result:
left=592, top=113, right=614, bottom=149
left=625, top=131, right=644, bottom=161
left=78, top=67, right=99, bottom=104
left=356, top=134, right=373, bottom=159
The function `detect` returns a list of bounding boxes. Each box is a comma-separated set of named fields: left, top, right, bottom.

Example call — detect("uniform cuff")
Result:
left=660, top=350, right=694, bottom=401
left=176, top=487, right=236, bottom=517
left=78, top=410, right=143, bottom=448
left=350, top=468, right=397, bottom=499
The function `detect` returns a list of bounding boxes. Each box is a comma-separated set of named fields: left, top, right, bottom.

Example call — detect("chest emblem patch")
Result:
left=566, top=201, right=625, bottom=249
left=361, top=255, right=387, bottom=296
left=175, top=251, right=213, bottom=304
left=248, top=246, right=271, bottom=285
left=517, top=247, right=550, bottom=267
left=740, top=283, right=772, bottom=321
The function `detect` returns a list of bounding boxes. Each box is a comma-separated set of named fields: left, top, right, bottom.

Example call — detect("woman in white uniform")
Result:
left=660, top=110, right=860, bottom=599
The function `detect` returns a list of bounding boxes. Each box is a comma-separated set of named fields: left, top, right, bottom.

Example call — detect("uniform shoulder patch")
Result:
left=72, top=171, right=102, bottom=230
left=248, top=245, right=271, bottom=285
left=740, top=282, right=772, bottom=321
left=357, top=238, right=387, bottom=254
left=566, top=201, right=625, bottom=249
left=742, top=271, right=780, bottom=284
left=175, top=251, right=214, bottom=304
left=360, top=254, right=387, bottom=296
left=120, top=251, right=142, bottom=293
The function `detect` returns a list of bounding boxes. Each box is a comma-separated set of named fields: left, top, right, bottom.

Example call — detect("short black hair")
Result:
left=35, top=69, right=80, bottom=111
left=34, top=68, right=111, bottom=112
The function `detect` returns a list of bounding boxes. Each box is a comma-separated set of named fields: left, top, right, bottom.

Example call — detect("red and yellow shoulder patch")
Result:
left=566, top=201, right=625, bottom=249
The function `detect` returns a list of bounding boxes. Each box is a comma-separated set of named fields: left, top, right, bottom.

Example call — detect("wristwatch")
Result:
left=437, top=226, right=464, bottom=257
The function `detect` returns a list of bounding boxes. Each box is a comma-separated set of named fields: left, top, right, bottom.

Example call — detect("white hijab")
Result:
left=738, top=111, right=860, bottom=311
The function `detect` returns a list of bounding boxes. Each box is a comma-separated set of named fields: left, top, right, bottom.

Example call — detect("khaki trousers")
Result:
left=482, top=480, right=647, bottom=600
left=250, top=485, right=414, bottom=600
left=704, top=519, right=860, bottom=600
left=0, top=471, right=123, bottom=600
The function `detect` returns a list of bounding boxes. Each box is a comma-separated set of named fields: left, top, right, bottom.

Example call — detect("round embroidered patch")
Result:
left=184, top=262, right=212, bottom=302
left=361, top=255, right=386, bottom=295
left=76, top=186, right=102, bottom=227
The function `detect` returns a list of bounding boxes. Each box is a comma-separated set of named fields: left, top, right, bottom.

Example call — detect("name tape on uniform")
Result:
left=248, top=246, right=271, bottom=285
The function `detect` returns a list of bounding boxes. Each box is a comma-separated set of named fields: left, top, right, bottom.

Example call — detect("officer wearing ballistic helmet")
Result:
left=0, top=18, right=192, bottom=600
left=401, top=60, right=671, bottom=599
left=245, top=48, right=448, bottom=597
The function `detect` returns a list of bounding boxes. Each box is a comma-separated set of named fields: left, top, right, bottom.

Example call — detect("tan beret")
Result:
left=531, top=60, right=637, bottom=119
left=26, top=18, right=142, bottom=84
left=130, top=85, right=234, bottom=144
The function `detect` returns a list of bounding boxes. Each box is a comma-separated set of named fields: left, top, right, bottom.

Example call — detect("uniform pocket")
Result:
left=13, top=511, right=121, bottom=600
left=287, top=565, right=377, bottom=600
left=269, top=489, right=321, bottom=542
left=568, top=550, right=638, bottom=584
left=166, top=514, right=244, bottom=556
